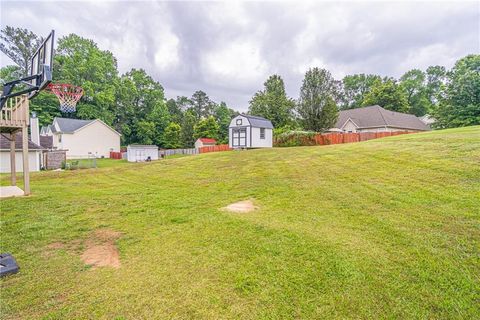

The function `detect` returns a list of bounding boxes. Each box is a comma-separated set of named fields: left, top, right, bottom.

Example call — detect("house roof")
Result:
left=54, top=117, right=95, bottom=133
left=198, top=138, right=216, bottom=144
left=0, top=133, right=45, bottom=151
left=40, top=135, right=53, bottom=149
left=242, top=115, right=274, bottom=129
left=335, top=105, right=431, bottom=131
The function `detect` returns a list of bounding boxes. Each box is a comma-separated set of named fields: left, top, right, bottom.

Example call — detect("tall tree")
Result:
left=363, top=79, right=409, bottom=113
left=194, top=116, right=220, bottom=140
left=248, top=74, right=295, bottom=128
left=214, top=102, right=236, bottom=144
left=0, top=65, right=22, bottom=84
left=433, top=55, right=480, bottom=128
left=162, top=122, right=182, bottom=149
left=191, top=91, right=215, bottom=119
left=166, top=98, right=184, bottom=124
left=341, top=74, right=381, bottom=109
left=181, top=109, right=197, bottom=148
left=425, top=65, right=447, bottom=109
left=400, top=69, right=430, bottom=116
left=54, top=34, right=119, bottom=123
left=296, top=68, right=339, bottom=132
left=0, top=26, right=43, bottom=76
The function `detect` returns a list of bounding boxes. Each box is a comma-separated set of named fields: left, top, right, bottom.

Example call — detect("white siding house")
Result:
left=127, top=145, right=159, bottom=162
left=229, top=115, right=273, bottom=149
left=43, top=117, right=121, bottom=159
left=0, top=133, right=43, bottom=173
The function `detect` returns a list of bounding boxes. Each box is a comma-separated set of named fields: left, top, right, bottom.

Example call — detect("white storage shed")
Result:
left=127, top=144, right=159, bottom=162
left=229, top=115, right=273, bottom=149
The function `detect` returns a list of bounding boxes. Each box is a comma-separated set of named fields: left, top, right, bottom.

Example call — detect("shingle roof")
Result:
left=0, top=133, right=45, bottom=151
left=243, top=115, right=274, bottom=129
left=335, top=105, right=431, bottom=131
left=54, top=117, right=94, bottom=133
left=40, top=135, right=53, bottom=149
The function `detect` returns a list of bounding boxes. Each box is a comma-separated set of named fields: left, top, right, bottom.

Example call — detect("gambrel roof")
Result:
left=242, top=115, right=274, bottom=129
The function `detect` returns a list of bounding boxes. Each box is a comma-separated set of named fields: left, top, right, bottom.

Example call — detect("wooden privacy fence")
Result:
left=199, top=144, right=232, bottom=154
left=275, top=131, right=412, bottom=147
left=110, top=151, right=123, bottom=159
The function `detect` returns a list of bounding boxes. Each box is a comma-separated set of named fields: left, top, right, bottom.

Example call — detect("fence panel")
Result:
left=199, top=144, right=232, bottom=154
left=159, top=148, right=198, bottom=157
left=110, top=151, right=122, bottom=159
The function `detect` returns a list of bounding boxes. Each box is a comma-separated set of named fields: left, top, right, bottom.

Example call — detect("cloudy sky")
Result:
left=1, top=1, right=479, bottom=111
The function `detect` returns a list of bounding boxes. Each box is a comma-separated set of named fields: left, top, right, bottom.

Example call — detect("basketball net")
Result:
left=47, top=83, right=84, bottom=113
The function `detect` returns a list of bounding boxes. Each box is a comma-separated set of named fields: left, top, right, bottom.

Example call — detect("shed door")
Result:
left=135, top=149, right=145, bottom=161
left=232, top=128, right=247, bottom=147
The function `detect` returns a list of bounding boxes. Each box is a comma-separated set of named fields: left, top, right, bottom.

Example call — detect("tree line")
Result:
left=1, top=26, right=479, bottom=148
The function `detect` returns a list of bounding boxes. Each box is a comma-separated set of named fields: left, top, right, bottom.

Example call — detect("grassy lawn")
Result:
left=1, top=126, right=479, bottom=319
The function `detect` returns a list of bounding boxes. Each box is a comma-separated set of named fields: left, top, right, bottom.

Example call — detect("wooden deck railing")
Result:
left=0, top=95, right=29, bottom=129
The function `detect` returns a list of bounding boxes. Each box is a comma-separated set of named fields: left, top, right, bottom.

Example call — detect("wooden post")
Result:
left=22, top=126, right=30, bottom=195
left=10, top=132, right=16, bottom=186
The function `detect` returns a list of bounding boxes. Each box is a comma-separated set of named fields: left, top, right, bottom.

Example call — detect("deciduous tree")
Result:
left=363, top=79, right=409, bottom=113
left=248, top=74, right=295, bottom=128
left=296, top=68, right=339, bottom=132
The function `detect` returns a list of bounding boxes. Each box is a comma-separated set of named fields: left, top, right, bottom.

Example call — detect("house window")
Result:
left=58, top=135, right=62, bottom=143
left=236, top=119, right=242, bottom=125
left=260, top=128, right=265, bottom=139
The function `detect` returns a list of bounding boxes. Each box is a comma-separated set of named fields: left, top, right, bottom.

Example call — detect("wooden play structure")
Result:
left=0, top=95, right=31, bottom=196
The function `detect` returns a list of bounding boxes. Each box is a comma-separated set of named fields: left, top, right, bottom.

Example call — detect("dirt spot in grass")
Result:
left=46, top=242, right=65, bottom=250
left=222, top=200, right=258, bottom=213
left=80, top=229, right=122, bottom=269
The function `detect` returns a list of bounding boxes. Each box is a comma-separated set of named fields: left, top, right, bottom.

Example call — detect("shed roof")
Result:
left=242, top=115, right=274, bottom=129
left=0, top=133, right=45, bottom=151
left=127, top=144, right=158, bottom=149
left=198, top=138, right=216, bottom=144
left=335, top=106, right=430, bottom=131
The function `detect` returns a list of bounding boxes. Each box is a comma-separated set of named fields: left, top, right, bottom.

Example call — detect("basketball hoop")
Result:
left=47, top=83, right=83, bottom=113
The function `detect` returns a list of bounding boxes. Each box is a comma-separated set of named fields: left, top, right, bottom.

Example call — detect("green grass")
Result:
left=1, top=126, right=479, bottom=319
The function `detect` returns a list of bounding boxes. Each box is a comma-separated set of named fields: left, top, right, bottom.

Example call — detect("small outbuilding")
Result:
left=195, top=138, right=217, bottom=149
left=127, top=144, right=159, bottom=162
left=229, top=115, right=273, bottom=149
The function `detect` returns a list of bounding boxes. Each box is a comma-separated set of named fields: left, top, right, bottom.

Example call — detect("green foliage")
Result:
left=0, top=26, right=43, bottom=76
left=194, top=116, right=220, bottom=140
left=191, top=90, right=215, bottom=119
left=135, top=121, right=156, bottom=145
left=214, top=102, right=236, bottom=144
left=400, top=69, right=430, bottom=116
left=181, top=109, right=197, bottom=148
left=363, top=79, right=409, bottom=112
left=433, top=55, right=480, bottom=128
left=0, top=65, right=22, bottom=84
left=248, top=74, right=295, bottom=128
left=341, top=74, right=381, bottom=109
left=296, top=68, right=339, bottom=132
left=274, top=130, right=317, bottom=147
left=162, top=122, right=182, bottom=149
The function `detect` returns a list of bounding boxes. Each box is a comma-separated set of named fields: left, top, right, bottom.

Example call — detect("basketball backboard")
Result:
left=29, top=30, right=55, bottom=98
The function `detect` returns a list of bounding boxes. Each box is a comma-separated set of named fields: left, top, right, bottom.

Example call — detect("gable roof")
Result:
left=242, top=115, right=274, bottom=129
left=52, top=117, right=121, bottom=136
left=40, top=135, right=53, bottom=149
left=335, top=105, right=430, bottom=131
left=198, top=138, right=216, bottom=144
left=54, top=117, right=95, bottom=133
left=0, top=133, right=45, bottom=151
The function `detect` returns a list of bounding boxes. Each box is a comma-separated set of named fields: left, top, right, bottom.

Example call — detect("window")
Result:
left=58, top=135, right=62, bottom=143
left=260, top=128, right=265, bottom=139
left=236, top=119, right=242, bottom=125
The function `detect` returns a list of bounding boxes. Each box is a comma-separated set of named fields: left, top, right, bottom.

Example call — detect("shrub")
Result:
left=274, top=131, right=317, bottom=147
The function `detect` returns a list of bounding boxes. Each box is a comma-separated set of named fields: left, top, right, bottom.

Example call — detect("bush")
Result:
left=274, top=131, right=317, bottom=147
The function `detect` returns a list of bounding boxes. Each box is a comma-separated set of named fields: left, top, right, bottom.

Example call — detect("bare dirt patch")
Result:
left=222, top=200, right=258, bottom=213
left=80, top=229, right=122, bottom=269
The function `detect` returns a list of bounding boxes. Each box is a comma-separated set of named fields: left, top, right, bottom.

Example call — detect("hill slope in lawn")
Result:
left=1, top=126, right=479, bottom=319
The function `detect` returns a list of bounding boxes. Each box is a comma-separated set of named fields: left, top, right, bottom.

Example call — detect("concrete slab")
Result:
left=0, top=186, right=24, bottom=199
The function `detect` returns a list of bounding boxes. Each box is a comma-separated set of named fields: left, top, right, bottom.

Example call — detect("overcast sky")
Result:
left=1, top=1, right=479, bottom=111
